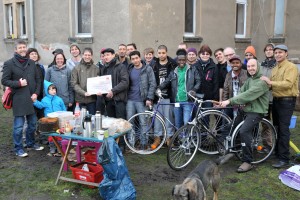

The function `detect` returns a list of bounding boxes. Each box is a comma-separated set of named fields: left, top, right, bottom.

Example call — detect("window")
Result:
left=18, top=2, right=26, bottom=38
left=274, top=0, right=285, bottom=36
left=184, top=0, right=196, bottom=36
left=76, top=0, right=92, bottom=37
left=235, top=0, right=247, bottom=38
left=5, top=4, right=13, bottom=37
left=3, top=0, right=27, bottom=39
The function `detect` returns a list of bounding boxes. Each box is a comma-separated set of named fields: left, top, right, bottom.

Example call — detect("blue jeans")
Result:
left=13, top=113, right=37, bottom=152
left=154, top=99, right=174, bottom=138
left=126, top=100, right=147, bottom=145
left=80, top=102, right=96, bottom=115
left=173, top=102, right=193, bottom=129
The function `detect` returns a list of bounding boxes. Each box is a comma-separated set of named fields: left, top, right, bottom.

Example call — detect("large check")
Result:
left=87, top=75, right=112, bottom=94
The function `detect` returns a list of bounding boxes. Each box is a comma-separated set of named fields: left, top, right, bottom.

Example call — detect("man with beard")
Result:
left=117, top=44, right=130, bottom=67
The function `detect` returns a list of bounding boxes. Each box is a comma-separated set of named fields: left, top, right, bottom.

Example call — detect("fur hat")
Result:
left=244, top=46, right=256, bottom=57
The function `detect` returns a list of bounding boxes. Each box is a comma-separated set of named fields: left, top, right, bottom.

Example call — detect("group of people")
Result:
left=1, top=39, right=298, bottom=174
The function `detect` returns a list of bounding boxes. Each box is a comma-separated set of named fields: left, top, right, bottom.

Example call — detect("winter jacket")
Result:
left=34, top=80, right=66, bottom=116
left=71, top=60, right=100, bottom=104
left=195, top=58, right=219, bottom=100
left=216, top=62, right=228, bottom=89
left=158, top=64, right=201, bottom=103
left=230, top=65, right=269, bottom=114
left=1, top=56, right=41, bottom=116
left=100, top=58, right=129, bottom=102
left=152, top=56, right=177, bottom=102
left=128, top=63, right=157, bottom=101
left=45, top=64, right=74, bottom=106
left=36, top=63, right=45, bottom=101
left=222, top=69, right=248, bottom=101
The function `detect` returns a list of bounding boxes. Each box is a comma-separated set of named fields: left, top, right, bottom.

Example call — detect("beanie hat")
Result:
left=244, top=46, right=256, bottom=57
left=102, top=48, right=115, bottom=54
left=52, top=48, right=64, bottom=55
left=70, top=43, right=81, bottom=54
left=187, top=48, right=197, bottom=55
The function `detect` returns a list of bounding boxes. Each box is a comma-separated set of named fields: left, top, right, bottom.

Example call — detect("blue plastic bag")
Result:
left=97, top=137, right=136, bottom=200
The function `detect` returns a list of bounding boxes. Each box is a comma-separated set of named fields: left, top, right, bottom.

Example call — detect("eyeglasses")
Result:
left=224, top=53, right=234, bottom=57
left=200, top=52, right=210, bottom=56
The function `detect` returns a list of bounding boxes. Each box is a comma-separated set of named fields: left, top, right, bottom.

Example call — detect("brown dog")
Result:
left=172, top=159, right=221, bottom=200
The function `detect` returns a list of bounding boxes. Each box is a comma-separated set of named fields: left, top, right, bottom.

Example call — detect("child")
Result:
left=34, top=80, right=66, bottom=156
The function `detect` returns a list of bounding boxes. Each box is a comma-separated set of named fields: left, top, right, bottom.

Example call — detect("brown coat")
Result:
left=222, top=69, right=248, bottom=101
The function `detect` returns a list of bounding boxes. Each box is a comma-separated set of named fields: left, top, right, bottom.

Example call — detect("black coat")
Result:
left=1, top=57, right=41, bottom=116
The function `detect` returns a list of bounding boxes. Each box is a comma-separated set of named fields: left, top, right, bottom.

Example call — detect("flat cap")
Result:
left=274, top=44, right=288, bottom=52
left=102, top=48, right=115, bottom=54
left=52, top=48, right=64, bottom=55
left=229, top=55, right=241, bottom=62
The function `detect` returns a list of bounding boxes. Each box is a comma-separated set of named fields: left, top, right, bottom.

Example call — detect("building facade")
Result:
left=0, top=0, right=299, bottom=64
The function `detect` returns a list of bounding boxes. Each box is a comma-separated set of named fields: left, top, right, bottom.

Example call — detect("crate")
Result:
left=289, top=115, right=297, bottom=129
left=70, top=162, right=103, bottom=184
left=83, top=150, right=97, bottom=164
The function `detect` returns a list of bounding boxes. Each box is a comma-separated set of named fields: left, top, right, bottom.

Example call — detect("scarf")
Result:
left=14, top=53, right=29, bottom=67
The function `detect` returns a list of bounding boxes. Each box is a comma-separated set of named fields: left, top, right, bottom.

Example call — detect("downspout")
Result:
left=29, top=0, right=35, bottom=47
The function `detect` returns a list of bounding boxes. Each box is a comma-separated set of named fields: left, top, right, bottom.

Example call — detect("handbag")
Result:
left=2, top=87, right=12, bottom=109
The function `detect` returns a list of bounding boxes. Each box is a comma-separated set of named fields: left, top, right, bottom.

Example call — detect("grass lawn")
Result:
left=0, top=106, right=299, bottom=200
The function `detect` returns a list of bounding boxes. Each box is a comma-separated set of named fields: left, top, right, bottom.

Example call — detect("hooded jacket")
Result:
left=229, top=62, right=269, bottom=114
left=34, top=80, right=66, bottom=116
left=158, top=64, right=201, bottom=103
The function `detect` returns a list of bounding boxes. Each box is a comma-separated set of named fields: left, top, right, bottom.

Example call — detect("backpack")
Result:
left=2, top=87, right=12, bottom=109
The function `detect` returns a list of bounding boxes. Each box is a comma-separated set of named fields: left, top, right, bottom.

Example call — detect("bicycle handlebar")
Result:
left=188, top=91, right=219, bottom=105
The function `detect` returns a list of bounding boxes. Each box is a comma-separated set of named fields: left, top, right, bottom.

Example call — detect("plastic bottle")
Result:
left=73, top=102, right=81, bottom=134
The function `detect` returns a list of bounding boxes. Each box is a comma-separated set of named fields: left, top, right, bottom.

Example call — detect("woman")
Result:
left=71, top=47, right=99, bottom=115
left=196, top=44, right=219, bottom=103
left=26, top=48, right=45, bottom=119
left=45, top=52, right=74, bottom=111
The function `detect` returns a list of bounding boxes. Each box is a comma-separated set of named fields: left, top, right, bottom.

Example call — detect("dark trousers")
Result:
left=272, top=98, right=296, bottom=162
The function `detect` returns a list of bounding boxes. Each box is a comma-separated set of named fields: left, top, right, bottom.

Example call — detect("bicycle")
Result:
left=167, top=92, right=277, bottom=170
left=123, top=91, right=229, bottom=155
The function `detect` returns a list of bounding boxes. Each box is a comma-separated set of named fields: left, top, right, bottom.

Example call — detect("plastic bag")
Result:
left=102, top=117, right=132, bottom=135
left=97, top=138, right=112, bottom=165
left=279, top=165, right=300, bottom=191
left=97, top=137, right=136, bottom=200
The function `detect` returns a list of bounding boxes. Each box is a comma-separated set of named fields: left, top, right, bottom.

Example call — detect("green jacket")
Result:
left=230, top=64, right=269, bottom=114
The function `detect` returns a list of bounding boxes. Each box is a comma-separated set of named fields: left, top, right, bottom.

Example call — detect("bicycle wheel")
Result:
left=167, top=124, right=200, bottom=170
left=124, top=112, right=167, bottom=155
left=197, top=110, right=232, bottom=154
left=231, top=118, right=277, bottom=164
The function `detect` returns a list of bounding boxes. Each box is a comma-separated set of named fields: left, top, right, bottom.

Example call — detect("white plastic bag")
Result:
left=102, top=117, right=132, bottom=135
left=279, top=165, right=300, bottom=191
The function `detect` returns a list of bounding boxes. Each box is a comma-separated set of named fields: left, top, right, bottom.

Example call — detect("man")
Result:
left=126, top=43, right=137, bottom=57
left=244, top=45, right=257, bottom=65
left=186, top=47, right=198, bottom=67
left=177, top=42, right=188, bottom=51
left=214, top=48, right=228, bottom=101
left=261, top=44, right=299, bottom=168
left=66, top=43, right=81, bottom=71
left=127, top=50, right=156, bottom=148
left=152, top=45, right=177, bottom=146
left=222, top=55, right=248, bottom=118
left=1, top=39, right=44, bottom=157
left=220, top=59, right=269, bottom=172
left=158, top=49, right=200, bottom=129
left=224, top=47, right=247, bottom=70
left=117, top=44, right=130, bottom=67
left=259, top=43, right=276, bottom=154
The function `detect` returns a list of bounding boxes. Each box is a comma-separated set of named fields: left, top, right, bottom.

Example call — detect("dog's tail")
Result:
left=214, top=153, right=235, bottom=165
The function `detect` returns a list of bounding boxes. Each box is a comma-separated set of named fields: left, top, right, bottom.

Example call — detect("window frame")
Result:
left=18, top=2, right=27, bottom=38
left=75, top=0, right=92, bottom=38
left=184, top=0, right=196, bottom=37
left=235, top=0, right=247, bottom=38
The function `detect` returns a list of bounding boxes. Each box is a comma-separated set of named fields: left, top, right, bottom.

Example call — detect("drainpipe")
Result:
left=29, top=0, right=35, bottom=47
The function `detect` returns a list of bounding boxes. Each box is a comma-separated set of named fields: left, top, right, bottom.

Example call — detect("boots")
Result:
left=151, top=136, right=161, bottom=149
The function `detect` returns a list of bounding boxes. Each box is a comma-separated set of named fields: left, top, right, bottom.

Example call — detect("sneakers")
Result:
left=16, top=149, right=28, bottom=157
left=26, top=144, right=44, bottom=151
left=151, top=136, right=161, bottom=149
